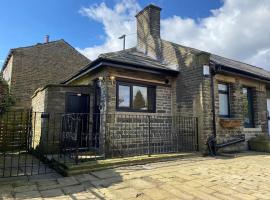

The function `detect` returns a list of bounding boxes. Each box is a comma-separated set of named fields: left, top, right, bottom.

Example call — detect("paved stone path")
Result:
left=1, top=152, right=270, bottom=200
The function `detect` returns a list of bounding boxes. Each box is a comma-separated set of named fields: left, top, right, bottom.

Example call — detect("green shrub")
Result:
left=0, top=73, right=15, bottom=114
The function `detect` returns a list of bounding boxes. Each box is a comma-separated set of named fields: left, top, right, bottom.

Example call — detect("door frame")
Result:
left=267, top=98, right=270, bottom=136
left=92, top=80, right=102, bottom=147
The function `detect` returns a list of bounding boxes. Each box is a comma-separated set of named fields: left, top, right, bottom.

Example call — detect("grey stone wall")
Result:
left=3, top=40, right=90, bottom=109
left=31, top=85, right=93, bottom=153
left=212, top=75, right=267, bottom=152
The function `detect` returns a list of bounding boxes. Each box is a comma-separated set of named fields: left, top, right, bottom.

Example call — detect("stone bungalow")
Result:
left=31, top=5, right=270, bottom=154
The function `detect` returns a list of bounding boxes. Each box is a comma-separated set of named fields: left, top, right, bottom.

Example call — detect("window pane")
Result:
left=133, top=86, right=148, bottom=110
left=118, top=85, right=130, bottom=107
left=243, top=87, right=254, bottom=127
left=218, top=84, right=228, bottom=92
left=219, top=93, right=229, bottom=116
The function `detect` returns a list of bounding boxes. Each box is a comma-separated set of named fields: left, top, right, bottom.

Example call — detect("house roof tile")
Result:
left=99, top=47, right=170, bottom=71
left=210, top=54, right=270, bottom=81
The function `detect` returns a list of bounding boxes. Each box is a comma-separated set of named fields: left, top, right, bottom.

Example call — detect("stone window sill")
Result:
left=243, top=127, right=262, bottom=132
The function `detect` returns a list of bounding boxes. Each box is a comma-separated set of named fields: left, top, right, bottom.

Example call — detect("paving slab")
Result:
left=1, top=152, right=270, bottom=200
left=40, top=188, right=64, bottom=198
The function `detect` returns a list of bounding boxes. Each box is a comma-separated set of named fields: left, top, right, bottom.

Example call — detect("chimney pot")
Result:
left=44, top=35, right=49, bottom=43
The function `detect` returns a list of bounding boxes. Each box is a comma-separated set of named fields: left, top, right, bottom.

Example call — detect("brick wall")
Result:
left=3, top=40, right=90, bottom=109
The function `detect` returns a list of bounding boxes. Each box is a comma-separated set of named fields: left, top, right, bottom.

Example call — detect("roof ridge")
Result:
left=162, top=38, right=270, bottom=73
left=1, top=39, right=90, bottom=71
left=11, top=39, right=65, bottom=51
left=99, top=47, right=136, bottom=57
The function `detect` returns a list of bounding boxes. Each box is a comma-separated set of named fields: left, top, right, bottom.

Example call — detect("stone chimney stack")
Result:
left=136, top=4, right=162, bottom=59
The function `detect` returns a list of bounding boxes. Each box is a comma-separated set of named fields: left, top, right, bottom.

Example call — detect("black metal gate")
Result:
left=0, top=111, right=55, bottom=178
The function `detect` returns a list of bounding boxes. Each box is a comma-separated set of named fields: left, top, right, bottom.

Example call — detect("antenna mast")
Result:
left=118, top=34, right=126, bottom=50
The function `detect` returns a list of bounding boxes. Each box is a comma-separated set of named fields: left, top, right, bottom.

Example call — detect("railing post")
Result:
left=148, top=115, right=151, bottom=157
left=75, top=115, right=79, bottom=164
left=196, top=117, right=199, bottom=151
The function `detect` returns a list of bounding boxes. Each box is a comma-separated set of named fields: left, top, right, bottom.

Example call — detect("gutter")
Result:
left=214, top=63, right=270, bottom=83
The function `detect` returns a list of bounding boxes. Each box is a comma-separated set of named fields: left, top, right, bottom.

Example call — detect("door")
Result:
left=267, top=98, right=270, bottom=136
left=92, top=80, right=101, bottom=147
left=65, top=93, right=90, bottom=149
left=65, top=93, right=90, bottom=114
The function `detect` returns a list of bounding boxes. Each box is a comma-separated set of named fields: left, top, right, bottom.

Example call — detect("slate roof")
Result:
left=62, top=47, right=179, bottom=84
left=64, top=42, right=270, bottom=84
left=99, top=47, right=172, bottom=71
left=162, top=40, right=270, bottom=81
left=103, top=43, right=270, bottom=80
left=210, top=54, right=270, bottom=81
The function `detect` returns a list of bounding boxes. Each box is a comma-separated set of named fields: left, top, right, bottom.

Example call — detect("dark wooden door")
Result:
left=65, top=93, right=90, bottom=114
left=65, top=93, right=90, bottom=149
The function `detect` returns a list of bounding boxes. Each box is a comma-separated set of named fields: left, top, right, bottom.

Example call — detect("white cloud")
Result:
left=79, top=0, right=270, bottom=70
left=77, top=0, right=140, bottom=60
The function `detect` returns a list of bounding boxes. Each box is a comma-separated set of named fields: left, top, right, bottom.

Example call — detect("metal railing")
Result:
left=104, top=114, right=198, bottom=158
left=0, top=111, right=198, bottom=177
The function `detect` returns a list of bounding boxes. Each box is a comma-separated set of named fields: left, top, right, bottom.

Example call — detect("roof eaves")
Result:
left=63, top=56, right=179, bottom=84
left=213, top=62, right=270, bottom=83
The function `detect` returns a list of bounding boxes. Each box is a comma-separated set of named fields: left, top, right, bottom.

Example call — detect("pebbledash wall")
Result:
left=31, top=85, right=93, bottom=153
left=2, top=40, right=90, bottom=109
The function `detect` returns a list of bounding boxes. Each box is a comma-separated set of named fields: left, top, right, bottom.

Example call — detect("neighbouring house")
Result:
left=1, top=38, right=90, bottom=109
left=31, top=4, right=270, bottom=156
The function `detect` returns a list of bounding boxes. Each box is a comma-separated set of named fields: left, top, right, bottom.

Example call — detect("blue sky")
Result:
left=1, top=0, right=270, bottom=70
left=0, top=0, right=221, bottom=66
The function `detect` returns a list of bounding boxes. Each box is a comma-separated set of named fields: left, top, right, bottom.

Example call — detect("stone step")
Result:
left=52, top=152, right=199, bottom=176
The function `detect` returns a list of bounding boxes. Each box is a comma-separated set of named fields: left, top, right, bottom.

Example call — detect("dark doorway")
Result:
left=65, top=93, right=90, bottom=149
left=93, top=80, right=101, bottom=147
left=65, top=93, right=90, bottom=114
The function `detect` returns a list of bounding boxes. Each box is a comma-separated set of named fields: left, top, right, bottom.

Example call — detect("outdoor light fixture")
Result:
left=203, top=65, right=210, bottom=76
left=77, top=93, right=82, bottom=96
left=110, top=76, right=116, bottom=85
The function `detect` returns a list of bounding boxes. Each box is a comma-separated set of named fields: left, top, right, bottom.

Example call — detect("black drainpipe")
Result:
left=208, top=62, right=217, bottom=155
